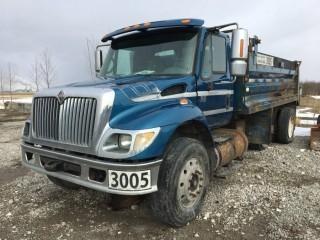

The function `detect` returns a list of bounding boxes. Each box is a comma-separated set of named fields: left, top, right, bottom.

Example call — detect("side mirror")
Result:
left=231, top=28, right=249, bottom=76
left=95, top=44, right=110, bottom=74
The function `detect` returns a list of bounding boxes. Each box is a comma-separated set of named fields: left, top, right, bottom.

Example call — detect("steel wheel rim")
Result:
left=288, top=116, right=295, bottom=138
left=177, top=157, right=205, bottom=209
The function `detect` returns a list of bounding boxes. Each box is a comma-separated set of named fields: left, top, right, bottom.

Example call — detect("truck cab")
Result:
left=21, top=19, right=300, bottom=226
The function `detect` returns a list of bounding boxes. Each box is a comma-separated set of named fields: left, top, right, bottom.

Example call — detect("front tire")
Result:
left=277, top=107, right=295, bottom=143
left=150, top=137, right=210, bottom=227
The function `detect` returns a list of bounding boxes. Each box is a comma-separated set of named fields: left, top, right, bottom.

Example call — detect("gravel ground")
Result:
left=0, top=120, right=320, bottom=240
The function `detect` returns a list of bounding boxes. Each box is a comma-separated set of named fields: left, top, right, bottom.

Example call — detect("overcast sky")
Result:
left=1, top=0, right=319, bottom=89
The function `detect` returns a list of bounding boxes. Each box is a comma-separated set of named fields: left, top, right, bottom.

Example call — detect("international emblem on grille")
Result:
left=57, top=90, right=65, bottom=104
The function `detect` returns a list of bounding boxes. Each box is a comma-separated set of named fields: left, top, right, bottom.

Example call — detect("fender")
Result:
left=110, top=101, right=207, bottom=130
left=109, top=98, right=209, bottom=160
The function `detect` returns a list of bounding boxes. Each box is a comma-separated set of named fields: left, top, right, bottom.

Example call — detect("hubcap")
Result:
left=288, top=116, right=295, bottom=138
left=177, top=158, right=205, bottom=208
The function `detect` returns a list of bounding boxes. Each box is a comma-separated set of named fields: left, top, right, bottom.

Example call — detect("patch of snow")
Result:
left=296, top=109, right=318, bottom=118
left=297, top=112, right=318, bottom=118
left=295, top=127, right=310, bottom=136
left=296, top=109, right=319, bottom=126
left=311, top=95, right=320, bottom=100
left=297, top=107, right=312, bottom=113
left=11, top=98, right=32, bottom=104
left=1, top=98, right=32, bottom=105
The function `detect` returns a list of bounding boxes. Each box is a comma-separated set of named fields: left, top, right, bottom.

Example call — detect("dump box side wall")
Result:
left=235, top=52, right=300, bottom=115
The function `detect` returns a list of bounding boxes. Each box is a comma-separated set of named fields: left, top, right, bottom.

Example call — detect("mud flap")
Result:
left=244, top=109, right=273, bottom=145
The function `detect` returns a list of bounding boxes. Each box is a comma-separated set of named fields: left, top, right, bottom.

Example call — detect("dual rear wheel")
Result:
left=277, top=107, right=296, bottom=144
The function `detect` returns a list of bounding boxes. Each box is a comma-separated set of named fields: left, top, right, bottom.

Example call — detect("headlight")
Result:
left=133, top=132, right=156, bottom=152
left=99, top=126, right=160, bottom=158
left=118, top=134, right=132, bottom=150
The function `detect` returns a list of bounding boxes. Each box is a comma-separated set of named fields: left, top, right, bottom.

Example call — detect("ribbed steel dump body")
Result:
left=33, top=97, right=97, bottom=146
left=235, top=52, right=300, bottom=115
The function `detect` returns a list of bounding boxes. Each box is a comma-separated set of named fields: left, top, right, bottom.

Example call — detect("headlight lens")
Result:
left=133, top=132, right=156, bottom=152
left=118, top=134, right=132, bottom=150
left=100, top=128, right=160, bottom=157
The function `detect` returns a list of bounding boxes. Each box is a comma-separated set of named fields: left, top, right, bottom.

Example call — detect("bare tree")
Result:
left=31, top=57, right=41, bottom=91
left=301, top=81, right=320, bottom=96
left=0, top=69, right=4, bottom=104
left=39, top=49, right=55, bottom=88
left=86, top=38, right=95, bottom=81
left=8, top=63, right=14, bottom=103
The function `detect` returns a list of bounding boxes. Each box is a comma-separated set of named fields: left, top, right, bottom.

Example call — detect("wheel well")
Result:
left=164, top=120, right=216, bottom=173
left=174, top=120, right=213, bottom=148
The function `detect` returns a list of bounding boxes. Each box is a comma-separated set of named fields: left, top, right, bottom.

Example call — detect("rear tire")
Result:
left=277, top=107, right=295, bottom=143
left=150, top=137, right=210, bottom=227
left=47, top=175, right=81, bottom=190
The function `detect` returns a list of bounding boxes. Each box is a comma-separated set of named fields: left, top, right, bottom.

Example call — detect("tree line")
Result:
left=0, top=49, right=55, bottom=103
left=30, top=49, right=56, bottom=91
left=1, top=37, right=96, bottom=96
left=301, top=81, right=320, bottom=96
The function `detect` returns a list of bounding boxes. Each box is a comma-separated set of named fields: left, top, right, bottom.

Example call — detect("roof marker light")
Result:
left=180, top=98, right=189, bottom=105
left=181, top=19, right=191, bottom=24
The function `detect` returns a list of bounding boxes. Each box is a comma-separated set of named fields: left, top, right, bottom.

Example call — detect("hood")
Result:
left=49, top=75, right=195, bottom=102
left=28, top=75, right=197, bottom=155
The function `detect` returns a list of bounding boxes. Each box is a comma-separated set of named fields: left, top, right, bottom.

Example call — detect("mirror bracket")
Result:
left=95, top=43, right=110, bottom=74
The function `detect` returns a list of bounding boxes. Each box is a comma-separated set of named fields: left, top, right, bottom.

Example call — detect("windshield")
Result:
left=100, top=28, right=198, bottom=79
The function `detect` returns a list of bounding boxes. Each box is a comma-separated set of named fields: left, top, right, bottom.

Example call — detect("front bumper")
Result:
left=21, top=143, right=161, bottom=195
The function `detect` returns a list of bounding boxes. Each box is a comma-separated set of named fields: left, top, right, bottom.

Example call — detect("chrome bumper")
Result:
left=21, top=143, right=161, bottom=195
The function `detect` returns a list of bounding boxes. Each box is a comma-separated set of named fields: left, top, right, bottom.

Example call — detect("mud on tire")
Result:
left=150, top=137, right=210, bottom=227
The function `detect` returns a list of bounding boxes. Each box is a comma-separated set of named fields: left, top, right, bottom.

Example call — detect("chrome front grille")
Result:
left=33, top=97, right=97, bottom=146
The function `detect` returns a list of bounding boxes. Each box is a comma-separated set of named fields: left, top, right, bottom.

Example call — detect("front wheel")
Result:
left=150, top=137, right=210, bottom=227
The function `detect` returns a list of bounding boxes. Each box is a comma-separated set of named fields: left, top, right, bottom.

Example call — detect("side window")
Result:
left=212, top=35, right=226, bottom=73
left=116, top=49, right=132, bottom=75
left=201, top=36, right=212, bottom=79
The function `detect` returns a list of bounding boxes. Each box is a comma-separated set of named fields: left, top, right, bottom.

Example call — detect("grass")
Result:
left=300, top=96, right=320, bottom=113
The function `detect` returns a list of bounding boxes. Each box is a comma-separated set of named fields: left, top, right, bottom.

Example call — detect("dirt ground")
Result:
left=0, top=120, right=320, bottom=240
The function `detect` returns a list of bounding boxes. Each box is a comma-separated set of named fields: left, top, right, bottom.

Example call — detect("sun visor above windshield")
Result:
left=101, top=18, right=204, bottom=42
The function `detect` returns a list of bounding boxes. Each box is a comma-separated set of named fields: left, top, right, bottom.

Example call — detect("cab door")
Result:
left=197, top=33, right=234, bottom=128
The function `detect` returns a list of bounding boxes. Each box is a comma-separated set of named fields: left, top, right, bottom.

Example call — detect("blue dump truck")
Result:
left=21, top=19, right=301, bottom=226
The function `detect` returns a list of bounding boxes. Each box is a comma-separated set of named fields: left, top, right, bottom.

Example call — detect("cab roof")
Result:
left=101, top=18, right=204, bottom=42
